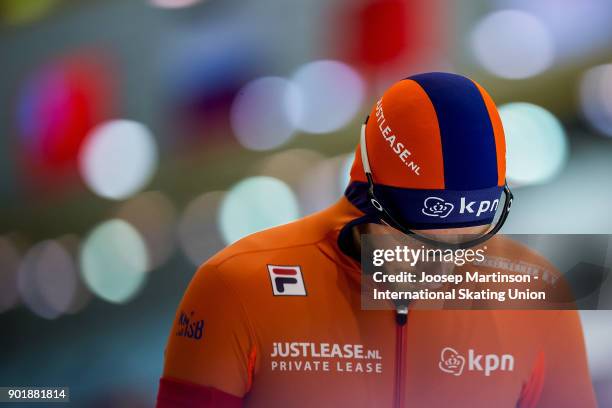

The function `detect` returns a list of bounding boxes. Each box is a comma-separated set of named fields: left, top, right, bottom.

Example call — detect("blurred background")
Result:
left=1, top=0, right=612, bottom=406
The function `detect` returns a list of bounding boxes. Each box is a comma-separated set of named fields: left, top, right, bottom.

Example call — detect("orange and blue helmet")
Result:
left=345, top=72, right=512, bottom=240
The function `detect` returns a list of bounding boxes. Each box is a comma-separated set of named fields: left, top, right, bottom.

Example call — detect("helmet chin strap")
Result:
left=360, top=124, right=384, bottom=211
left=358, top=123, right=513, bottom=249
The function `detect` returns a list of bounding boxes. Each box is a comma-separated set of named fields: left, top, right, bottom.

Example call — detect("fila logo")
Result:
left=439, top=347, right=514, bottom=377
left=268, top=265, right=307, bottom=296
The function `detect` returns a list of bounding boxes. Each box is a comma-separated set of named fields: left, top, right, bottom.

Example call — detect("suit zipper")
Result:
left=394, top=305, right=408, bottom=408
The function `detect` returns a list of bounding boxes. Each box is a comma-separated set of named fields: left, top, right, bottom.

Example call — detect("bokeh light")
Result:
left=491, top=0, right=612, bottom=62
left=161, top=21, right=263, bottom=142
left=219, top=177, right=299, bottom=244
left=17, top=240, right=78, bottom=319
left=502, top=137, right=612, bottom=234
left=56, top=234, right=92, bottom=314
left=79, top=120, right=158, bottom=200
left=255, top=148, right=325, bottom=186
left=289, top=60, right=365, bottom=134
left=0, top=238, right=21, bottom=314
left=499, top=102, right=568, bottom=186
left=0, top=0, right=58, bottom=25
left=581, top=310, right=612, bottom=381
left=178, top=191, right=226, bottom=267
left=80, top=219, right=149, bottom=304
left=150, top=0, right=201, bottom=8
left=17, top=56, right=112, bottom=170
left=339, top=0, right=433, bottom=69
left=470, top=10, right=554, bottom=79
left=580, top=64, right=612, bottom=137
left=116, top=191, right=177, bottom=270
left=230, top=77, right=299, bottom=151
left=298, top=154, right=351, bottom=215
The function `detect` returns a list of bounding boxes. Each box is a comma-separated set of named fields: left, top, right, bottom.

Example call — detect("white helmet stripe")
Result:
left=360, top=124, right=372, bottom=174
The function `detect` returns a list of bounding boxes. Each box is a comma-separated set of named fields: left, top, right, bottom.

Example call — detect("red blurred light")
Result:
left=17, top=52, right=115, bottom=176
left=355, top=0, right=408, bottom=66
left=332, top=0, right=449, bottom=77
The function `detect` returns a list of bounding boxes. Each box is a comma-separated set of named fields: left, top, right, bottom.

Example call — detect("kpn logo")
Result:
left=422, top=197, right=500, bottom=218
left=438, top=347, right=514, bottom=377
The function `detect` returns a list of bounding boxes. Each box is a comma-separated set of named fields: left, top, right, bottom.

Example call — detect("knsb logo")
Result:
left=422, top=197, right=500, bottom=218
left=439, top=347, right=514, bottom=377
left=422, top=197, right=454, bottom=218
left=268, top=265, right=307, bottom=296
left=175, top=310, right=204, bottom=340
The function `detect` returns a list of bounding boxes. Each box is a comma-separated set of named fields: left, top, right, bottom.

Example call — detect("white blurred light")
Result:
left=298, top=155, right=350, bottom=215
left=150, top=0, right=201, bottom=8
left=289, top=60, right=365, bottom=134
left=231, top=77, right=299, bottom=151
left=178, top=191, right=226, bottom=267
left=502, top=136, right=612, bottom=234
left=79, top=120, right=158, bottom=200
left=499, top=102, right=568, bottom=186
left=470, top=10, right=554, bottom=79
left=581, top=310, right=612, bottom=380
left=117, top=191, right=177, bottom=269
left=0, top=238, right=20, bottom=313
left=580, top=64, right=612, bottom=137
left=492, top=0, right=612, bottom=62
left=219, top=177, right=299, bottom=244
left=80, top=219, right=149, bottom=303
left=18, top=240, right=78, bottom=319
